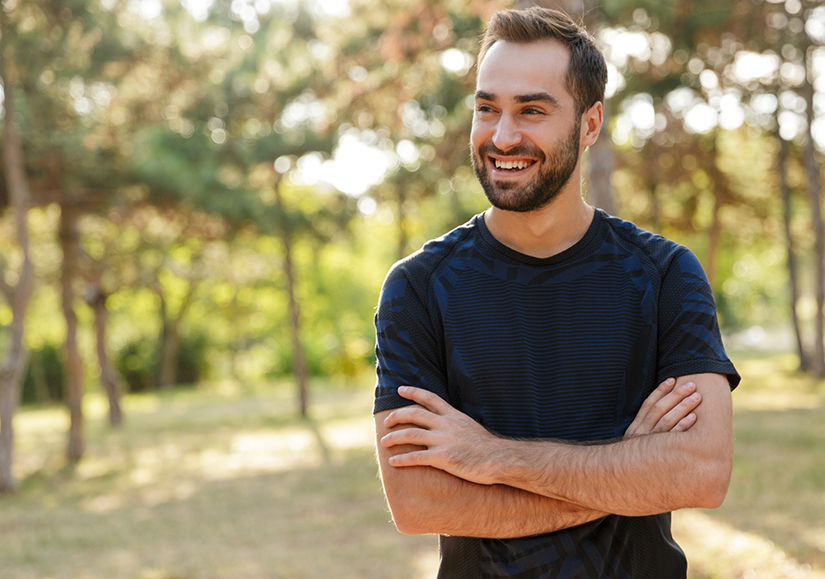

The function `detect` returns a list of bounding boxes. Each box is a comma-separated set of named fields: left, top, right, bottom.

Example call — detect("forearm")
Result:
left=384, top=374, right=733, bottom=517
left=496, top=430, right=726, bottom=515
left=376, top=418, right=608, bottom=538
left=493, top=375, right=733, bottom=515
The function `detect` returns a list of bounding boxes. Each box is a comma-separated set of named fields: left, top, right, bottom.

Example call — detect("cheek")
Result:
left=470, top=124, right=482, bottom=149
left=470, top=118, right=493, bottom=146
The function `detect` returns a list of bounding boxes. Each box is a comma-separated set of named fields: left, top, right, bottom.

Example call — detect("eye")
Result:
left=523, top=107, right=544, bottom=115
left=476, top=104, right=495, bottom=113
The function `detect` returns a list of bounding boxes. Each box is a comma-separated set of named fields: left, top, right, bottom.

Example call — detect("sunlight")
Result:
left=414, top=545, right=440, bottom=579
left=731, top=51, right=780, bottom=84
left=319, top=134, right=391, bottom=195
left=319, top=416, right=374, bottom=451
left=672, top=510, right=824, bottom=578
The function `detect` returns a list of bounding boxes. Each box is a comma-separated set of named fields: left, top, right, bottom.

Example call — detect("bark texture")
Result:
left=0, top=77, right=36, bottom=493
left=60, top=202, right=84, bottom=462
left=802, top=34, right=825, bottom=377
left=274, top=178, right=310, bottom=417
left=156, top=282, right=196, bottom=389
left=86, top=285, right=123, bottom=425
left=777, top=132, right=810, bottom=371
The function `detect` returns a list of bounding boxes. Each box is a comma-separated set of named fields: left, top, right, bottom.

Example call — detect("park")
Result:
left=1, top=0, right=825, bottom=577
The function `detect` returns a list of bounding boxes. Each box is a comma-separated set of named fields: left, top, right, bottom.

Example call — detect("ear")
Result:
left=580, top=101, right=603, bottom=147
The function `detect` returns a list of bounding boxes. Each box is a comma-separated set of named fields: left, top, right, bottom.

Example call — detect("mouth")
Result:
left=490, top=156, right=537, bottom=175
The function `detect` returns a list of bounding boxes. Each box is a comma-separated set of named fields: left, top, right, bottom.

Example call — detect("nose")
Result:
left=492, top=113, right=522, bottom=151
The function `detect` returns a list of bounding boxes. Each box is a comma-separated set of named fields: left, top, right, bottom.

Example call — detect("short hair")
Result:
left=477, top=7, right=607, bottom=117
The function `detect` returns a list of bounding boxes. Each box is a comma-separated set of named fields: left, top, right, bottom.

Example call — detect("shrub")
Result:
left=116, top=338, right=155, bottom=393
left=21, top=344, right=65, bottom=405
left=175, top=331, right=210, bottom=385
left=116, top=331, right=211, bottom=391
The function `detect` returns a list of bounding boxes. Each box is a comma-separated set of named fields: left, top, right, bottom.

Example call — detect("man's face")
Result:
left=470, top=40, right=583, bottom=212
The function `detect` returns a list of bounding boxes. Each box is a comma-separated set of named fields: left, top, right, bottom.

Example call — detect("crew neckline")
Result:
left=475, top=208, right=605, bottom=266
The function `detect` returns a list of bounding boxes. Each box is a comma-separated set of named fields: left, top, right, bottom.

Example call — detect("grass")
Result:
left=1, top=352, right=823, bottom=579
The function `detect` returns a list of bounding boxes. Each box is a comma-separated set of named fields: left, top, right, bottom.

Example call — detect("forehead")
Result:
left=476, top=39, right=572, bottom=105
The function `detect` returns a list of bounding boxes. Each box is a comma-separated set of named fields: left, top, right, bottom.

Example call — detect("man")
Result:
left=373, top=7, right=740, bottom=578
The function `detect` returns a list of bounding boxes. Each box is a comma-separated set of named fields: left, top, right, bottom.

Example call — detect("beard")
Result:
left=470, top=124, right=581, bottom=213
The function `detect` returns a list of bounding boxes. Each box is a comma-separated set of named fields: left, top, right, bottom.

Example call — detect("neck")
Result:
left=484, top=189, right=595, bottom=259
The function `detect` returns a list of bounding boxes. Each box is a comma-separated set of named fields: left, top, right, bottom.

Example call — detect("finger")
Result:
left=642, top=381, right=696, bottom=432
left=669, top=412, right=697, bottom=433
left=397, top=386, right=451, bottom=414
left=626, top=378, right=676, bottom=435
left=381, top=426, right=434, bottom=449
left=650, top=392, right=701, bottom=433
left=387, top=449, right=433, bottom=468
left=383, top=404, right=440, bottom=430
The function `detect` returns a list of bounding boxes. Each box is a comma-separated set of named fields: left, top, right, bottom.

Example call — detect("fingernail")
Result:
left=689, top=393, right=700, bottom=401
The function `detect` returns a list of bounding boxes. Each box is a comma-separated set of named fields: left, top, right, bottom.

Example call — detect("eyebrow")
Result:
left=475, top=91, right=561, bottom=108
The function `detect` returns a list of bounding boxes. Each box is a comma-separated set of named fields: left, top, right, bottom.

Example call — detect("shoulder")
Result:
left=598, top=211, right=701, bottom=282
left=380, top=215, right=481, bottom=296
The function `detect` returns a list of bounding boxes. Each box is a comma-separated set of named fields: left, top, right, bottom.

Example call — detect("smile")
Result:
left=491, top=158, right=536, bottom=171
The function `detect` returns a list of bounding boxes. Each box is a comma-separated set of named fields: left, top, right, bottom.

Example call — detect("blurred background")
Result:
left=0, top=0, right=823, bottom=578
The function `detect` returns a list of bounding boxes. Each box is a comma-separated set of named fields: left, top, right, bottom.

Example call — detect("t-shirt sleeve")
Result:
left=373, top=261, right=449, bottom=414
left=656, top=248, right=740, bottom=390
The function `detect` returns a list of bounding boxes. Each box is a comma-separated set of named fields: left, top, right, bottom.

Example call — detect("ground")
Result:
left=0, top=351, right=822, bottom=579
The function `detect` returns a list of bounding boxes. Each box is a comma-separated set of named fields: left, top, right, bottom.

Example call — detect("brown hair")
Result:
left=477, top=7, right=607, bottom=117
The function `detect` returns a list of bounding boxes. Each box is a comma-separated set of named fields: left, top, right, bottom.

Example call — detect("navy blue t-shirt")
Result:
left=373, top=209, right=739, bottom=579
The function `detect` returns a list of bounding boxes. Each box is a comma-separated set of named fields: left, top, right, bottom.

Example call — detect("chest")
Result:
left=439, top=261, right=657, bottom=440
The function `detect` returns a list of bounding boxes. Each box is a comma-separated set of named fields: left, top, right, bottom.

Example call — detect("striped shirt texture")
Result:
left=374, top=209, right=740, bottom=579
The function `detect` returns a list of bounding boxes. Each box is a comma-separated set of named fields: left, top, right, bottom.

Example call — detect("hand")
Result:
left=624, top=377, right=701, bottom=438
left=380, top=386, right=503, bottom=486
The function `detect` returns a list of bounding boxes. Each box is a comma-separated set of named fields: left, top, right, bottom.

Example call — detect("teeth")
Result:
left=495, top=159, right=532, bottom=170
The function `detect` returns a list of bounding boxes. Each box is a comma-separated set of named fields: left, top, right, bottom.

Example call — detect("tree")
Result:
left=0, top=11, right=36, bottom=492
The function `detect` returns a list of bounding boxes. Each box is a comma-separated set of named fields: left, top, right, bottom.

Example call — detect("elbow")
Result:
left=690, top=457, right=732, bottom=510
left=696, top=470, right=730, bottom=509
left=387, top=499, right=429, bottom=535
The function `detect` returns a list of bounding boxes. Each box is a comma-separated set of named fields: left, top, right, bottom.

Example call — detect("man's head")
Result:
left=477, top=7, right=607, bottom=118
left=470, top=7, right=606, bottom=213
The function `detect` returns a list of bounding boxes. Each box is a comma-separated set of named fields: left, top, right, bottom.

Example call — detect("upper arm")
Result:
left=373, top=263, right=450, bottom=414
left=671, top=372, right=733, bottom=507
left=374, top=406, right=460, bottom=534
left=657, top=248, right=740, bottom=390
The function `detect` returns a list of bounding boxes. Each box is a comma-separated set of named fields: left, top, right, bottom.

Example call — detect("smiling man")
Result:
left=373, top=7, right=739, bottom=579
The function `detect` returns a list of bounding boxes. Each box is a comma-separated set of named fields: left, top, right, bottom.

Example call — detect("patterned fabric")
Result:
left=374, top=209, right=739, bottom=578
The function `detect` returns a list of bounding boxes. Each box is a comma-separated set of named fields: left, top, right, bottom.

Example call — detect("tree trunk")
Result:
left=60, top=202, right=84, bottom=462
left=802, top=34, right=825, bottom=377
left=158, top=322, right=180, bottom=389
left=705, top=192, right=721, bottom=289
left=777, top=132, right=810, bottom=371
left=0, top=321, right=28, bottom=493
left=274, top=179, right=309, bottom=417
left=86, top=286, right=123, bottom=425
left=646, top=143, right=660, bottom=232
left=705, top=137, right=727, bottom=289
left=156, top=281, right=195, bottom=389
left=0, top=76, right=36, bottom=493
left=586, top=100, right=618, bottom=215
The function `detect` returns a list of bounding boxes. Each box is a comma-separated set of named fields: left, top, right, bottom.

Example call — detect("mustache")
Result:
left=476, top=142, right=545, bottom=160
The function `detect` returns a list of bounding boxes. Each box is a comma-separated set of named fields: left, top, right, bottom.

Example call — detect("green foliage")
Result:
left=115, top=331, right=212, bottom=391
left=20, top=345, right=65, bottom=405
left=3, top=0, right=823, bottom=406
left=115, top=338, right=155, bottom=393
left=175, top=331, right=210, bottom=385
